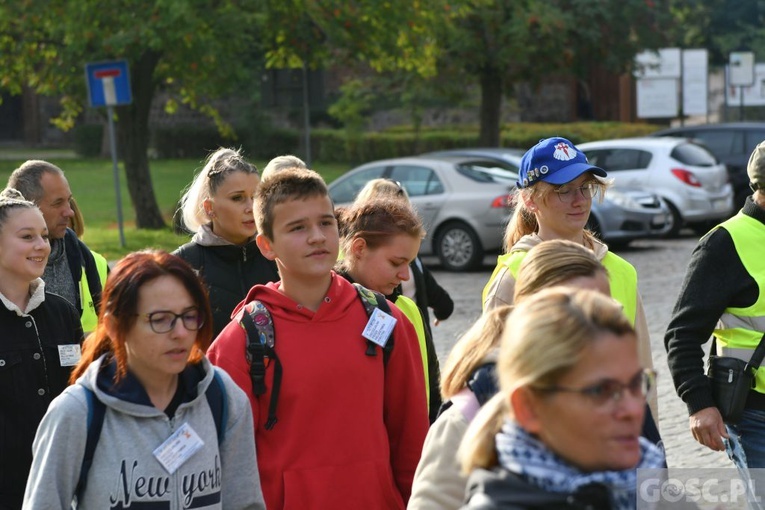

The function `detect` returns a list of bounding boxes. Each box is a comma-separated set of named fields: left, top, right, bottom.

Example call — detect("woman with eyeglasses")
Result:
left=481, top=137, right=658, bottom=426
left=23, top=250, right=265, bottom=509
left=460, top=287, right=665, bottom=509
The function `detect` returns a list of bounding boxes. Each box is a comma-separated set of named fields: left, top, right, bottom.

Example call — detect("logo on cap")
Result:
left=553, top=142, right=576, bottom=161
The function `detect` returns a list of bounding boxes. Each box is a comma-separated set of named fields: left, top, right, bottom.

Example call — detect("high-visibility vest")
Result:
left=79, top=251, right=108, bottom=334
left=712, top=213, right=765, bottom=392
left=393, top=294, right=431, bottom=408
left=482, top=248, right=638, bottom=325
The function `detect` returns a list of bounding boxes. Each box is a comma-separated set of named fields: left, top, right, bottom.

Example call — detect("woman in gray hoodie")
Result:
left=23, top=250, right=265, bottom=509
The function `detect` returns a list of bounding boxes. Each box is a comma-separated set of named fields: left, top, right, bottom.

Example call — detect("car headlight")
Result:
left=605, top=189, right=641, bottom=209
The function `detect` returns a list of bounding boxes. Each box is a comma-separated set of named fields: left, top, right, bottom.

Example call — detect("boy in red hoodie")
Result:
left=207, top=167, right=428, bottom=510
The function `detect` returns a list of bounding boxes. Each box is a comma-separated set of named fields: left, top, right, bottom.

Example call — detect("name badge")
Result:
left=153, top=422, right=204, bottom=474
left=57, top=344, right=81, bottom=367
left=361, top=307, right=397, bottom=348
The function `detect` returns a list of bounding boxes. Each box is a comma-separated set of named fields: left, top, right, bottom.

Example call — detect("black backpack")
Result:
left=239, top=283, right=394, bottom=430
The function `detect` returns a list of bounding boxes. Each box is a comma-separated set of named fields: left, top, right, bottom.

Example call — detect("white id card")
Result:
left=153, top=422, right=204, bottom=474
left=361, top=307, right=397, bottom=348
left=57, top=344, right=81, bottom=367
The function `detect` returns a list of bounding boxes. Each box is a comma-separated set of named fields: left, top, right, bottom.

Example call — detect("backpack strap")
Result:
left=76, top=387, right=106, bottom=503
left=206, top=369, right=228, bottom=443
left=352, top=283, right=395, bottom=365
left=76, top=372, right=228, bottom=503
left=241, top=301, right=281, bottom=430
left=239, top=286, right=394, bottom=433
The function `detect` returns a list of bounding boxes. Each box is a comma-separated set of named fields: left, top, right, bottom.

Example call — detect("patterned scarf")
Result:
left=496, top=420, right=665, bottom=510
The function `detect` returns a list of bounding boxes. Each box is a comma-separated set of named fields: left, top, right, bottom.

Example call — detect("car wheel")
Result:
left=434, top=221, right=483, bottom=271
left=662, top=201, right=683, bottom=238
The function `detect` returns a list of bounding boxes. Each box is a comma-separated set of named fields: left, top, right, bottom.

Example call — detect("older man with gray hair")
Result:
left=8, top=160, right=108, bottom=333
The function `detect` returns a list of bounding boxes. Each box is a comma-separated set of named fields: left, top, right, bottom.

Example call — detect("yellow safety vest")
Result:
left=482, top=248, right=638, bottom=325
left=80, top=251, right=109, bottom=334
left=393, top=295, right=431, bottom=408
left=712, top=213, right=765, bottom=392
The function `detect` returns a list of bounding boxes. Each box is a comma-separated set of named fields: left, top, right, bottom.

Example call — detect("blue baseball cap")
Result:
left=517, top=137, right=606, bottom=188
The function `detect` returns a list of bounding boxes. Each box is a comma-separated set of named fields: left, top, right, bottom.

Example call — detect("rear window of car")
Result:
left=456, top=163, right=517, bottom=184
left=583, top=149, right=651, bottom=171
left=671, top=143, right=717, bottom=167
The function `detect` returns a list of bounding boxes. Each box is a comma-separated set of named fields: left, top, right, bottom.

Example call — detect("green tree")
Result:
left=0, top=0, right=259, bottom=228
left=668, top=0, right=765, bottom=65
left=436, top=0, right=670, bottom=145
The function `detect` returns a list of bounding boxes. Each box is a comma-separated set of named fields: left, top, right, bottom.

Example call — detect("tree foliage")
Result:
left=254, top=0, right=460, bottom=77
left=0, top=0, right=260, bottom=228
left=433, top=0, right=671, bottom=145
left=668, top=0, right=765, bottom=65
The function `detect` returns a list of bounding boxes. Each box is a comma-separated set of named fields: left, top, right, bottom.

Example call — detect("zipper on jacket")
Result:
left=242, top=246, right=247, bottom=262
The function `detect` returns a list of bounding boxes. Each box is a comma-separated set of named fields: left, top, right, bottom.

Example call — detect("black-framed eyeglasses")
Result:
left=531, top=368, right=655, bottom=409
left=138, top=308, right=204, bottom=334
left=553, top=182, right=597, bottom=203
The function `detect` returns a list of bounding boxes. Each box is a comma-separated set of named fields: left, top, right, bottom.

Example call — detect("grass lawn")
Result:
left=0, top=155, right=351, bottom=260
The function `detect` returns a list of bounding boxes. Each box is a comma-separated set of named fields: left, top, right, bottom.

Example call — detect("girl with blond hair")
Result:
left=481, top=137, right=657, bottom=423
left=174, top=147, right=278, bottom=337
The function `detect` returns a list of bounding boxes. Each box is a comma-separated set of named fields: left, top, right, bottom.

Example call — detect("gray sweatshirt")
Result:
left=23, top=355, right=265, bottom=510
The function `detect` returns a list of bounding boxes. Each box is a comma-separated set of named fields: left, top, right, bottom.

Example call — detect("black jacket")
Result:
left=0, top=292, right=83, bottom=509
left=463, top=467, right=612, bottom=510
left=174, top=240, right=280, bottom=338
left=409, top=257, right=454, bottom=328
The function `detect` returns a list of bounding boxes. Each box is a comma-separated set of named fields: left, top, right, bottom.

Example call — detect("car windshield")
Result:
left=671, top=142, right=717, bottom=167
left=455, top=163, right=517, bottom=184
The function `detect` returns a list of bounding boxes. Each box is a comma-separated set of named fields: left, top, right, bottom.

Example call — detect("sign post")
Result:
left=729, top=52, right=755, bottom=121
left=84, top=60, right=132, bottom=248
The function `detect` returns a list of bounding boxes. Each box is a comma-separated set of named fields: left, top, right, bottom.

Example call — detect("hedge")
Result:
left=149, top=121, right=664, bottom=164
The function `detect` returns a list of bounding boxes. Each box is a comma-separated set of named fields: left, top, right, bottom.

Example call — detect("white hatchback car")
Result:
left=578, top=137, right=734, bottom=236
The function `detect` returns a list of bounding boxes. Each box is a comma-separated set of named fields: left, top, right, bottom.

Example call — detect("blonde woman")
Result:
left=481, top=137, right=657, bottom=422
left=460, top=288, right=664, bottom=509
left=408, top=240, right=610, bottom=510
left=174, top=147, right=279, bottom=337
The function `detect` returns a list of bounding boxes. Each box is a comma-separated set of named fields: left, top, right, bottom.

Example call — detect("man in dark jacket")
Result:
left=665, top=141, right=765, bottom=468
left=8, top=160, right=108, bottom=333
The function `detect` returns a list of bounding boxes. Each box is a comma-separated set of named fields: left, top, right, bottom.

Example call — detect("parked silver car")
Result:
left=578, top=137, right=734, bottom=236
left=328, top=156, right=514, bottom=271
left=422, top=148, right=672, bottom=244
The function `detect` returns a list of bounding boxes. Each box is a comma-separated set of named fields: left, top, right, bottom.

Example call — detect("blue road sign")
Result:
left=85, top=60, right=132, bottom=107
